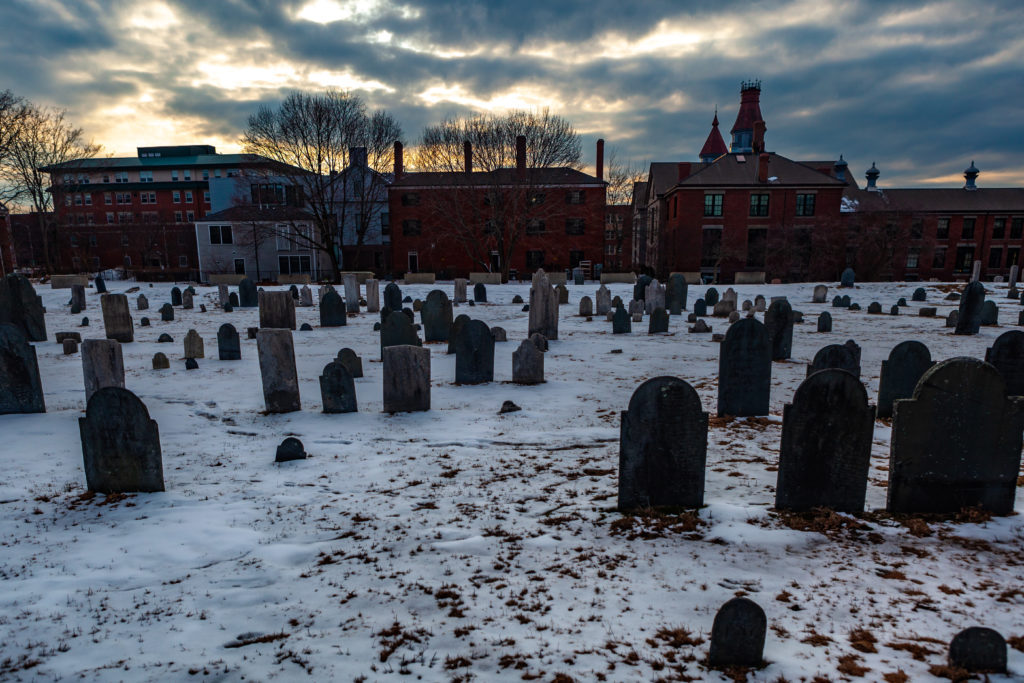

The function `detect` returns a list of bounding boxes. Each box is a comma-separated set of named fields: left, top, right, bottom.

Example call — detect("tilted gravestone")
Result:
left=170, top=287, right=182, bottom=306
left=512, top=339, right=544, bottom=384
left=365, top=279, right=380, bottom=312
left=217, top=323, right=241, bottom=360
left=529, top=269, right=559, bottom=340
left=320, top=360, right=357, bottom=413
left=812, top=284, right=828, bottom=303
left=708, top=598, right=767, bottom=668
left=912, top=287, right=927, bottom=302
left=238, top=278, right=258, bottom=307
left=807, top=339, right=861, bottom=377
left=949, top=627, right=1007, bottom=674
left=579, top=296, right=593, bottom=317
left=320, top=290, right=346, bottom=327
left=381, top=309, right=422, bottom=356
left=0, top=274, right=47, bottom=341
left=160, top=303, right=174, bottom=322
left=447, top=314, right=470, bottom=354
left=256, top=329, right=301, bottom=413
left=985, top=330, right=1024, bottom=396
left=704, top=287, right=719, bottom=307
left=81, top=339, right=125, bottom=403
left=453, top=278, right=467, bottom=303
left=648, top=307, right=669, bottom=334
left=765, top=299, right=794, bottom=361
left=100, top=293, right=134, bottom=343
left=79, top=387, right=163, bottom=493
left=382, top=344, right=430, bottom=413
left=384, top=282, right=402, bottom=311
left=887, top=358, right=1024, bottom=514
left=183, top=329, right=204, bottom=359
left=612, top=306, right=631, bottom=334
left=181, top=290, right=194, bottom=310
left=840, top=267, right=855, bottom=287
left=343, top=274, right=360, bottom=313
left=980, top=300, right=998, bottom=326
left=259, top=291, right=297, bottom=330
left=473, top=282, right=487, bottom=303
left=955, top=281, right=985, bottom=335
left=595, top=285, right=612, bottom=315
left=0, top=324, right=45, bottom=414
left=185, top=358, right=199, bottom=370
left=877, top=341, right=933, bottom=418
left=817, top=311, right=832, bottom=332
left=454, top=319, right=494, bottom=384
left=717, top=317, right=771, bottom=417
left=666, top=273, right=687, bottom=314
left=776, top=369, right=875, bottom=512
left=336, top=348, right=363, bottom=378
left=618, top=376, right=708, bottom=510
left=421, top=290, right=453, bottom=342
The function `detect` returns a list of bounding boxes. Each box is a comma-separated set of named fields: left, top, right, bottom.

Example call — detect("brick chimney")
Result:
left=464, top=141, right=472, bottom=174
left=758, top=153, right=770, bottom=183
left=394, top=141, right=404, bottom=179
left=752, top=120, right=766, bottom=154
left=677, top=162, right=692, bottom=182
left=515, top=135, right=527, bottom=180
left=596, top=138, right=604, bottom=181
left=349, top=146, right=367, bottom=168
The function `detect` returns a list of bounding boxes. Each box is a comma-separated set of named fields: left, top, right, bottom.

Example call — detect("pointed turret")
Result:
left=699, top=110, right=728, bottom=163
left=730, top=80, right=765, bottom=154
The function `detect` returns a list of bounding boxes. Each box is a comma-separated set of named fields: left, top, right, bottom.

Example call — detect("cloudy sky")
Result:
left=3, top=0, right=1022, bottom=187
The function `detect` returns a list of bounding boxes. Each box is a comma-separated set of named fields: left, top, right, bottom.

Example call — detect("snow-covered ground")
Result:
left=1, top=278, right=1022, bottom=682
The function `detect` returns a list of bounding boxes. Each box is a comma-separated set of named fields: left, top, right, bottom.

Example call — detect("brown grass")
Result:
left=849, top=629, right=878, bottom=653
left=836, top=654, right=870, bottom=677
left=610, top=509, right=705, bottom=541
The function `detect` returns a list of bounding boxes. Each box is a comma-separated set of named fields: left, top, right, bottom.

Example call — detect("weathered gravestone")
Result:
left=364, top=279, right=380, bottom=312
left=612, top=306, right=631, bottom=334
left=949, top=627, right=1007, bottom=674
left=754, top=294, right=766, bottom=312
left=919, top=306, right=936, bottom=317
left=447, top=314, right=470, bottom=354
left=79, top=387, right=163, bottom=493
left=70, top=284, right=86, bottom=312
left=579, top=296, right=593, bottom=317
left=887, top=357, right=1024, bottom=514
left=382, top=345, right=430, bottom=413
left=101, top=293, right=134, bottom=343
left=259, top=291, right=296, bottom=330
left=693, top=299, right=707, bottom=317
left=275, top=437, right=306, bottom=462
left=184, top=358, right=199, bottom=370
left=473, top=282, right=487, bottom=303
left=216, top=324, right=240, bottom=360
left=455, top=319, right=494, bottom=384
left=529, top=270, right=559, bottom=340
left=971, top=259, right=982, bottom=282
left=0, top=324, right=45, bottom=414
left=157, top=333, right=173, bottom=343
left=320, top=290, right=346, bottom=327
left=512, top=339, right=544, bottom=384
left=381, top=309, right=422, bottom=355
left=421, top=290, right=453, bottom=342
left=136, top=293, right=149, bottom=311
left=877, top=341, right=933, bottom=419
left=817, top=311, right=832, bottom=333
left=832, top=295, right=843, bottom=308
left=840, top=267, right=855, bottom=287
left=81, top=339, right=125, bottom=403
left=666, top=273, right=687, bottom=314
left=776, top=369, right=875, bottom=512
left=298, top=285, right=313, bottom=307
left=618, top=376, right=708, bottom=510
left=237, top=278, right=257, bottom=308
left=644, top=279, right=666, bottom=314
left=985, top=330, right=1024, bottom=396
left=0, top=274, right=47, bottom=341
left=717, top=318, right=771, bottom=417
left=867, top=301, right=882, bottom=314
left=629, top=299, right=643, bottom=322
left=555, top=283, right=569, bottom=305
left=343, top=274, right=360, bottom=313
left=94, top=275, right=106, bottom=293
left=704, top=287, right=719, bottom=307
left=708, top=598, right=767, bottom=668
left=912, top=287, right=927, bottom=302
left=689, top=319, right=712, bottom=333
left=337, top=348, right=363, bottom=378
left=183, top=329, right=204, bottom=359
left=595, top=285, right=612, bottom=316
left=812, top=284, right=828, bottom=303
left=181, top=290, right=193, bottom=310
left=955, top=281, right=985, bottom=335
left=63, top=338, right=78, bottom=354
left=320, top=360, right=357, bottom=413
left=807, top=339, right=861, bottom=378
left=980, top=300, right=998, bottom=326
left=529, top=332, right=548, bottom=352
left=453, top=278, right=467, bottom=303
left=633, top=274, right=652, bottom=302
left=170, top=287, right=182, bottom=306
left=491, top=326, right=507, bottom=342
left=228, top=292, right=239, bottom=308
left=384, top=282, right=402, bottom=311
left=1011, top=264, right=1020, bottom=292
left=152, top=352, right=169, bottom=370
left=764, top=298, right=794, bottom=361
left=648, top=307, right=669, bottom=334
left=256, top=329, right=301, bottom=413
left=289, top=284, right=299, bottom=300
left=946, top=310, right=959, bottom=328
left=217, top=284, right=229, bottom=308
left=159, top=303, right=174, bottom=322
left=890, top=305, right=899, bottom=316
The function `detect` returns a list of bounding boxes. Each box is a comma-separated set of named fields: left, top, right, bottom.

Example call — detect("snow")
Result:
left=1, top=279, right=1023, bottom=681
left=841, top=196, right=860, bottom=213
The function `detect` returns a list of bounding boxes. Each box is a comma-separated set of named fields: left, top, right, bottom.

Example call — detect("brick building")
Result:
left=0, top=207, right=13, bottom=276
left=388, top=137, right=606, bottom=280
left=604, top=204, right=632, bottom=272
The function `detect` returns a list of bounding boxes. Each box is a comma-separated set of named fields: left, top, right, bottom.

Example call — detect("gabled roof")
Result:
left=197, top=205, right=314, bottom=223
left=699, top=113, right=728, bottom=159
left=674, top=153, right=846, bottom=188
left=843, top=187, right=1024, bottom=213
left=391, top=166, right=603, bottom=188
left=631, top=181, right=648, bottom=206
left=646, top=162, right=681, bottom=199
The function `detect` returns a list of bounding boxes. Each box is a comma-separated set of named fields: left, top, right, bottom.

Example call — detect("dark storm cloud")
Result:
left=1, top=0, right=1022, bottom=185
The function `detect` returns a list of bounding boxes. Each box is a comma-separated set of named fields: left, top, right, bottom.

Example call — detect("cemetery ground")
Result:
left=2, top=279, right=1024, bottom=682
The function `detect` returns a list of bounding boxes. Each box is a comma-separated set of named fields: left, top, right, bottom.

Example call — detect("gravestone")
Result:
left=412, top=299, right=423, bottom=312
left=170, top=287, right=182, bottom=306
left=832, top=295, right=843, bottom=307
left=259, top=291, right=297, bottom=330
left=648, top=307, right=669, bottom=334
left=218, top=284, right=229, bottom=307
left=382, top=345, right=430, bottom=413
left=246, top=327, right=258, bottom=340
left=229, top=291, right=240, bottom=308
left=237, top=278, right=259, bottom=308
left=704, top=287, right=719, bottom=307
left=381, top=309, right=422, bottom=355
left=985, top=330, right=1024, bottom=396
left=840, top=267, right=855, bottom=287
left=81, top=316, right=89, bottom=327
left=633, top=274, right=652, bottom=302
left=473, top=282, right=487, bottom=303
left=812, top=284, right=828, bottom=303
left=217, top=324, right=241, bottom=360
left=579, top=296, right=593, bottom=317
left=807, top=339, right=861, bottom=377
left=529, top=332, right=548, bottom=352
left=980, top=300, right=998, bottom=326
left=0, top=274, right=47, bottom=341
left=765, top=299, right=794, bottom=361
left=94, top=275, right=106, bottom=293
left=555, top=283, right=569, bottom=305
left=629, top=299, right=643, bottom=322
left=946, top=310, right=959, bottom=328
left=912, top=287, right=927, bottom=302
left=447, top=314, right=470, bottom=354
left=384, top=282, right=402, bottom=311
left=160, top=303, right=174, bottom=322
left=56, top=331, right=81, bottom=344
left=185, top=358, right=199, bottom=370
left=289, top=284, right=299, bottom=300
left=1010, top=264, right=1020, bottom=292
left=955, top=281, right=985, bottom=335
left=512, top=294, right=524, bottom=304
left=666, top=274, right=687, bottom=314
left=612, top=306, right=631, bottom=334
left=365, top=279, right=380, bottom=312
left=529, top=270, right=559, bottom=340
left=887, top=358, right=1024, bottom=514
left=573, top=267, right=584, bottom=285
left=717, top=318, right=771, bottom=417
left=275, top=437, right=306, bottom=462
left=754, top=295, right=766, bottom=312
left=453, top=278, right=467, bottom=303
left=79, top=387, right=163, bottom=493
left=867, top=301, right=882, bottom=314
left=183, top=329, right=204, bottom=359
left=919, top=306, right=936, bottom=317
left=849, top=302, right=860, bottom=311
left=152, top=352, right=169, bottom=370
left=689, top=319, right=711, bottom=333
left=137, top=293, right=148, bottom=311
left=140, top=317, right=150, bottom=327
left=949, top=627, right=1007, bottom=674
left=728, top=310, right=741, bottom=323
left=776, top=369, right=875, bottom=512
left=157, top=333, right=173, bottom=343
left=694, top=299, right=707, bottom=317
left=890, top=305, right=899, bottom=316
left=742, top=299, right=752, bottom=312
left=491, top=326, right=507, bottom=342
left=596, top=285, right=612, bottom=315
left=512, top=339, right=544, bottom=384
left=299, top=285, right=313, bottom=307
left=320, top=360, right=357, bottom=413
left=71, top=284, right=86, bottom=312
left=81, top=339, right=125, bottom=403
left=0, top=324, right=45, bottom=414
left=63, top=338, right=78, bottom=354
left=455, top=319, right=494, bottom=384
left=343, top=274, right=360, bottom=313
left=897, top=297, right=907, bottom=307
left=101, top=293, right=134, bottom=343
left=817, top=311, right=832, bottom=333
left=644, top=279, right=666, bottom=314
left=708, top=598, right=766, bottom=668
left=971, top=259, right=982, bottom=282
left=618, top=376, right=708, bottom=510
left=337, top=348, right=363, bottom=378
left=877, top=341, right=933, bottom=418
left=320, top=290, right=346, bottom=327
left=421, top=290, right=453, bottom=342
left=181, top=290, right=193, bottom=309
left=256, top=329, right=301, bottom=413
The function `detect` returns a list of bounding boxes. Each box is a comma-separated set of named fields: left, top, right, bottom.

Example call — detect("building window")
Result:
left=749, top=193, right=770, bottom=217
left=171, top=170, right=179, bottom=181
left=185, top=191, right=193, bottom=203
left=565, top=218, right=585, bottom=235
left=141, top=191, right=156, bottom=204
left=407, top=251, right=419, bottom=272
left=961, top=217, right=976, bottom=240
left=183, top=170, right=191, bottom=181
left=526, top=250, right=545, bottom=268
left=936, top=217, right=950, bottom=239
left=402, top=219, right=421, bottom=236
left=795, top=194, right=816, bottom=216
left=104, top=192, right=112, bottom=205
left=102, top=174, right=110, bottom=183
left=911, top=219, right=923, bottom=239
left=87, top=235, right=97, bottom=247
left=186, top=211, right=195, bottom=222
left=526, top=218, right=545, bottom=234
left=173, top=191, right=181, bottom=203
left=566, top=190, right=584, bottom=205
left=529, top=192, right=546, bottom=206
left=234, top=258, right=246, bottom=275
left=1007, top=247, right=1020, bottom=267
left=174, top=211, right=182, bottom=223
left=251, top=183, right=286, bottom=206
left=747, top=227, right=767, bottom=268
left=114, top=171, right=128, bottom=183
left=84, top=194, right=92, bottom=206
left=202, top=169, right=210, bottom=180
left=701, top=227, right=722, bottom=268
left=209, top=224, right=233, bottom=245
left=106, top=212, right=115, bottom=224
left=203, top=190, right=210, bottom=204
left=989, top=247, right=1003, bottom=268
left=139, top=170, right=153, bottom=183
left=955, top=246, right=975, bottom=272
left=1011, top=218, right=1023, bottom=239
left=215, top=169, right=222, bottom=178
left=401, top=192, right=420, bottom=206
left=279, top=254, right=311, bottom=275
left=118, top=212, right=133, bottom=224
left=704, top=194, right=723, bottom=217
left=70, top=234, right=78, bottom=247
left=116, top=192, right=131, bottom=205
left=906, top=247, right=920, bottom=269
left=380, top=213, right=390, bottom=236
left=74, top=194, right=82, bottom=206
left=993, top=218, right=1006, bottom=239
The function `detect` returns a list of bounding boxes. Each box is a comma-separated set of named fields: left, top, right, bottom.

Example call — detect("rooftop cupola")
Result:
left=730, top=80, right=764, bottom=154
left=964, top=160, right=979, bottom=190
left=833, top=154, right=848, bottom=182
left=865, top=162, right=880, bottom=191
left=699, top=110, right=729, bottom=163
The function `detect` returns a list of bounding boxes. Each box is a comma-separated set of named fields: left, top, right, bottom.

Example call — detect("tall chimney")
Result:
left=596, top=138, right=604, bottom=181
left=753, top=120, right=766, bottom=154
left=394, top=141, right=404, bottom=179
left=464, top=141, right=472, bottom=175
left=515, top=135, right=526, bottom=180
left=758, top=153, right=770, bottom=183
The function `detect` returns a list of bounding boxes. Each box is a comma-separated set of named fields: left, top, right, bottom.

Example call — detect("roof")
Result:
left=197, top=205, right=314, bottom=223
left=42, top=153, right=275, bottom=172
left=699, top=114, right=728, bottom=159
left=391, top=166, right=603, bottom=188
left=631, top=181, right=648, bottom=206
left=647, top=162, right=681, bottom=198
left=673, top=153, right=847, bottom=188
left=843, top=187, right=1024, bottom=214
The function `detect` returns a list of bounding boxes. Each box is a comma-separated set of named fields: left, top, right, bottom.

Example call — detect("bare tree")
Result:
left=604, top=147, right=644, bottom=206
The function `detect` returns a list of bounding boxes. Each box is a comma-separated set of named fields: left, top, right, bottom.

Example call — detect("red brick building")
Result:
left=388, top=137, right=606, bottom=280
left=0, top=207, right=13, bottom=276
left=604, top=204, right=632, bottom=271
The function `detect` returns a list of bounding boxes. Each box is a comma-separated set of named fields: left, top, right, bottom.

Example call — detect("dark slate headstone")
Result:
left=919, top=306, right=936, bottom=317
left=259, top=291, right=296, bottom=330
left=807, top=339, right=862, bottom=378
left=849, top=303, right=861, bottom=311
left=402, top=295, right=413, bottom=303
left=648, top=307, right=669, bottom=334
left=840, top=267, right=855, bottom=287
left=289, top=284, right=299, bottom=300
left=612, top=295, right=623, bottom=308
left=867, top=301, right=882, bottom=314
left=94, top=275, right=106, bottom=293
left=948, top=292, right=962, bottom=302
left=55, top=331, right=81, bottom=344
left=217, top=323, right=241, bottom=361
left=980, top=300, right=998, bottom=326
left=170, top=287, right=182, bottom=307
left=447, top=314, right=470, bottom=354
left=320, top=290, right=347, bottom=327
left=0, top=274, right=47, bottom=341
left=256, top=329, right=301, bottom=413
left=421, top=290, right=453, bottom=342
left=689, top=319, right=712, bottom=333
left=238, top=278, right=258, bottom=307
left=832, top=295, right=843, bottom=308
left=888, top=358, right=1024, bottom=514
left=382, top=345, right=430, bottom=413
left=612, top=306, right=631, bottom=334
left=184, top=358, right=199, bottom=370
left=949, top=627, right=1007, bottom=674
left=62, top=338, right=78, bottom=355
left=380, top=309, right=422, bottom=355
left=473, top=282, right=487, bottom=303
left=0, top=324, right=45, bottom=414
left=717, top=318, right=771, bottom=417
left=897, top=297, right=907, bottom=307
left=247, top=327, right=258, bottom=340
left=704, top=287, right=720, bottom=307
left=912, top=287, right=927, bottom=302
left=454, top=319, right=494, bottom=384
left=320, top=360, right=357, bottom=413
left=160, top=303, right=174, bottom=322
left=79, top=387, right=163, bottom=493
left=228, top=292, right=240, bottom=308
left=157, top=333, right=173, bottom=343
left=336, top=348, right=363, bottom=378
left=817, top=311, right=832, bottom=333
left=80, top=316, right=89, bottom=327
left=955, top=281, right=985, bottom=335
left=708, top=598, right=767, bottom=668
left=275, top=437, right=306, bottom=463
left=152, top=352, right=169, bottom=370
left=666, top=273, right=687, bottom=314
left=776, top=369, right=875, bottom=512
left=512, top=294, right=524, bottom=304
left=841, top=295, right=851, bottom=308
left=764, top=299, right=794, bottom=361
left=140, top=317, right=150, bottom=327
left=618, top=376, right=708, bottom=510
left=512, top=339, right=544, bottom=384
left=383, top=283, right=402, bottom=311
left=890, top=305, right=899, bottom=316
left=693, top=299, right=707, bottom=317
left=633, top=274, right=652, bottom=302
left=877, top=341, right=933, bottom=419
left=299, top=323, right=313, bottom=331
left=985, top=330, right=1024, bottom=396
left=491, top=326, right=507, bottom=342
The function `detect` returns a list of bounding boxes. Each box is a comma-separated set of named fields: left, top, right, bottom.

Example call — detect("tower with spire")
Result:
left=730, top=80, right=765, bottom=154
left=699, top=109, right=729, bottom=163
